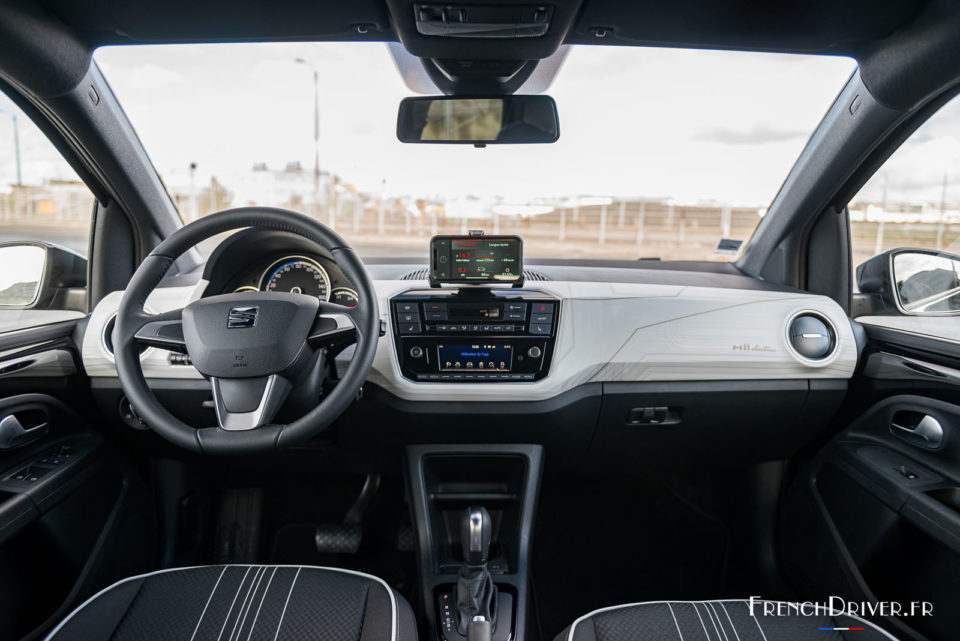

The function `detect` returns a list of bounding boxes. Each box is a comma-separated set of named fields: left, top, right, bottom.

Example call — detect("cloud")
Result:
left=693, top=125, right=807, bottom=145
left=125, top=64, right=184, bottom=91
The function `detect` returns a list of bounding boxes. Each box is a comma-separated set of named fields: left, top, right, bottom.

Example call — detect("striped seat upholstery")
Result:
left=45, top=565, right=417, bottom=641
left=556, top=600, right=898, bottom=641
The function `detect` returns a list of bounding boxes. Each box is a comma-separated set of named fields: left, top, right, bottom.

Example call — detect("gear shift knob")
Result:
left=461, top=506, right=492, bottom=565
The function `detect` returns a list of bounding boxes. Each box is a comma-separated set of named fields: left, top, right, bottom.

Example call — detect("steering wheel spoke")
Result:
left=308, top=302, right=361, bottom=349
left=210, top=374, right=291, bottom=431
left=133, top=308, right=187, bottom=353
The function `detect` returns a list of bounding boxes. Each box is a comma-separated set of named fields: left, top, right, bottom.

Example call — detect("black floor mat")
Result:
left=532, top=475, right=733, bottom=641
left=264, top=475, right=417, bottom=606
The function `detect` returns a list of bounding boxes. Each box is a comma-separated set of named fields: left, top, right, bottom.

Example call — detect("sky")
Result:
left=857, top=95, right=960, bottom=206
left=83, top=42, right=859, bottom=207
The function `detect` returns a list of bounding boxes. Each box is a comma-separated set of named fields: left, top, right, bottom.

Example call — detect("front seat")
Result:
left=556, top=600, right=898, bottom=641
left=45, top=565, right=417, bottom=641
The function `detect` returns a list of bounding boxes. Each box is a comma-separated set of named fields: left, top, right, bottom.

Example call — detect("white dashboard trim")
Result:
left=81, top=280, right=858, bottom=401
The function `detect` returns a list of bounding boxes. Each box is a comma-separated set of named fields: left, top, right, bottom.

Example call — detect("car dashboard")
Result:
left=81, top=229, right=859, bottom=398
left=77, top=229, right=860, bottom=469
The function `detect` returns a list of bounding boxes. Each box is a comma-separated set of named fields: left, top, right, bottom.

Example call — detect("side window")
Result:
left=851, top=94, right=960, bottom=338
left=0, top=90, right=94, bottom=332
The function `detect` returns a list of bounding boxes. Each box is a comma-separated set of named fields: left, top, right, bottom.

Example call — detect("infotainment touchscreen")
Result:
left=437, top=343, right=514, bottom=372
left=429, top=235, right=522, bottom=283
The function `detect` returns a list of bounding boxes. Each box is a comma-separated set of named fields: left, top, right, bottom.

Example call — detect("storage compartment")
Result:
left=421, top=454, right=526, bottom=574
left=584, top=380, right=846, bottom=473
left=926, top=487, right=960, bottom=513
left=809, top=461, right=960, bottom=640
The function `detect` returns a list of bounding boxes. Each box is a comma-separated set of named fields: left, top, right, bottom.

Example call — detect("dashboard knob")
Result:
left=527, top=346, right=542, bottom=359
left=409, top=346, right=424, bottom=358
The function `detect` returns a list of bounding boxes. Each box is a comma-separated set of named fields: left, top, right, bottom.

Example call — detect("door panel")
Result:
left=0, top=322, right=156, bottom=641
left=781, top=327, right=960, bottom=641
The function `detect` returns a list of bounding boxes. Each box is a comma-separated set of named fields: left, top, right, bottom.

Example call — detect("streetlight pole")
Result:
left=295, top=58, right=321, bottom=222
left=0, top=110, right=22, bottom=186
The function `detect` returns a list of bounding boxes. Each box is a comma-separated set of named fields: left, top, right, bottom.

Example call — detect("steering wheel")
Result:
left=112, top=207, right=380, bottom=455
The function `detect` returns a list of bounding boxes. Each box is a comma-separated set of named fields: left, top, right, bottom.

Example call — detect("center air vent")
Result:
left=400, top=267, right=549, bottom=281
left=787, top=313, right=836, bottom=361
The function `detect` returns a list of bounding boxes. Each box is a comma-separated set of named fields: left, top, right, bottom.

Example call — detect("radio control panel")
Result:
left=391, top=289, right=559, bottom=383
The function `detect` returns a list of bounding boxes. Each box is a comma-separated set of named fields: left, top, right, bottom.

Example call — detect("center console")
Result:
left=391, top=289, right=560, bottom=383
left=406, top=444, right=543, bottom=641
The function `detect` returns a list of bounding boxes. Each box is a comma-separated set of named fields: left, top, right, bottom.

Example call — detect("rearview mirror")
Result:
left=397, top=95, right=559, bottom=145
left=857, top=248, right=960, bottom=315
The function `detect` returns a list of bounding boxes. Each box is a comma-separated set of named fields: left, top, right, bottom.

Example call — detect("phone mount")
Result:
left=428, top=230, right=525, bottom=289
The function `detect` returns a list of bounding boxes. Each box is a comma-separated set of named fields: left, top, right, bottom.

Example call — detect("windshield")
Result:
left=94, top=43, right=855, bottom=261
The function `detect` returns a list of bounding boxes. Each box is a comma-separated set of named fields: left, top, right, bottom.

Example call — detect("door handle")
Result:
left=0, top=414, right=49, bottom=450
left=891, top=413, right=944, bottom=449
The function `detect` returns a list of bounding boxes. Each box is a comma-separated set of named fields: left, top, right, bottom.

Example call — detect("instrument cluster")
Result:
left=226, top=254, right=359, bottom=307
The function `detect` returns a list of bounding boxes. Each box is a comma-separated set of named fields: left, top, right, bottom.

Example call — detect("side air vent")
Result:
left=102, top=314, right=149, bottom=359
left=400, top=267, right=550, bottom=281
left=787, top=313, right=837, bottom=362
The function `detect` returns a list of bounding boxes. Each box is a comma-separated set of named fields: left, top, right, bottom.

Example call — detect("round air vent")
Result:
left=787, top=313, right=836, bottom=361
left=102, top=314, right=149, bottom=358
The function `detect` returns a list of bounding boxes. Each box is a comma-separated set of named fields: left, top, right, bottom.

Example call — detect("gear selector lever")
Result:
left=456, top=507, right=496, bottom=641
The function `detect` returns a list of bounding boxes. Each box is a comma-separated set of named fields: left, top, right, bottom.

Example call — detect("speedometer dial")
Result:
left=260, top=256, right=331, bottom=301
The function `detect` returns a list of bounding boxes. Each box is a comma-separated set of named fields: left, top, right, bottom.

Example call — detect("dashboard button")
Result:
left=396, top=302, right=417, bottom=314
left=409, top=346, right=424, bottom=358
left=425, top=311, right=447, bottom=321
left=397, top=313, right=418, bottom=323
left=398, top=322, right=422, bottom=334
left=505, top=310, right=526, bottom=321
left=527, top=346, right=542, bottom=358
left=505, top=302, right=527, bottom=312
left=531, top=302, right=554, bottom=316
left=529, top=323, right=551, bottom=335
left=530, top=313, right=552, bottom=324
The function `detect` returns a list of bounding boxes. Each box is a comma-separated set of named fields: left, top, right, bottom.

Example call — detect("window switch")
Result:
left=893, top=465, right=920, bottom=480
left=11, top=465, right=48, bottom=483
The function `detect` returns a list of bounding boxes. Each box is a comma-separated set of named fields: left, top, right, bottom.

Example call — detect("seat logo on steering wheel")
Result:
left=227, top=306, right=259, bottom=329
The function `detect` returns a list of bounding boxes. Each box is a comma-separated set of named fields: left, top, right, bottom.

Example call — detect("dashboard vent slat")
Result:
left=400, top=267, right=549, bottom=281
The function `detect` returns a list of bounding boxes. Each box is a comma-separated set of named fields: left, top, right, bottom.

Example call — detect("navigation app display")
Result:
left=449, top=237, right=521, bottom=281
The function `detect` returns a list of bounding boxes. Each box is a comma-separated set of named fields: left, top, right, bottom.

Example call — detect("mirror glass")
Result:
left=397, top=95, right=559, bottom=144
left=893, top=251, right=960, bottom=313
left=0, top=245, right=45, bottom=306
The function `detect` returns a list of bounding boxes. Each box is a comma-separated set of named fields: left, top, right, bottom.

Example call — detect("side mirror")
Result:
left=0, top=242, right=87, bottom=311
left=856, top=248, right=960, bottom=315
